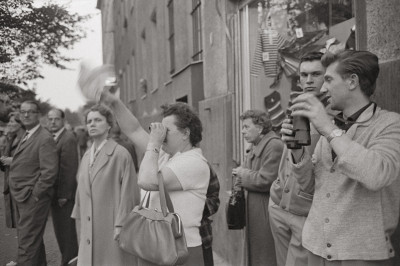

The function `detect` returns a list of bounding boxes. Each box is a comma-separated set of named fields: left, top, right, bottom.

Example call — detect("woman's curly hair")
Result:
left=161, top=102, right=202, bottom=146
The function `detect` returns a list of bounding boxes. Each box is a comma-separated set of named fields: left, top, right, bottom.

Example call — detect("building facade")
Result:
left=96, top=0, right=400, bottom=264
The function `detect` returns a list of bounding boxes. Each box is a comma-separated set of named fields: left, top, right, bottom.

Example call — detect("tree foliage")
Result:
left=0, top=0, right=88, bottom=83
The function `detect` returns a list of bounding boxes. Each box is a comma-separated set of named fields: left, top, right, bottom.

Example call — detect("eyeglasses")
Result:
left=20, top=110, right=39, bottom=115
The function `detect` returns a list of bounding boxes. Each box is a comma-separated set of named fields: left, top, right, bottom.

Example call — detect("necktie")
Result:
left=21, top=131, right=29, bottom=143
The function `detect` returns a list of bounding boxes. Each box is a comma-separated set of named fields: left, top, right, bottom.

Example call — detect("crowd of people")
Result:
left=0, top=49, right=400, bottom=266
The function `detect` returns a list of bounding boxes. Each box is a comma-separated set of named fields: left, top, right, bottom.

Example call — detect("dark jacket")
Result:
left=9, top=126, right=58, bottom=202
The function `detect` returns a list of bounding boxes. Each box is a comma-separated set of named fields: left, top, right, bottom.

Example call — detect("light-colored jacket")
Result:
left=291, top=104, right=400, bottom=260
left=72, top=139, right=140, bottom=266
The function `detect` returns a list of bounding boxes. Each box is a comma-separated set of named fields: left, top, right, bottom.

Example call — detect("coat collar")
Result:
left=14, top=125, right=43, bottom=155
left=84, top=139, right=118, bottom=192
left=53, top=127, right=66, bottom=143
left=249, top=131, right=279, bottom=158
left=345, top=103, right=379, bottom=139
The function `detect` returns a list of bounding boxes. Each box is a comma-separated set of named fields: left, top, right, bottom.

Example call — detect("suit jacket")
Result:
left=54, top=128, right=79, bottom=200
left=9, top=125, right=59, bottom=203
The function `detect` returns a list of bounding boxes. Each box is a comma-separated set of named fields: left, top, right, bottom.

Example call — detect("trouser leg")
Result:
left=268, top=200, right=291, bottom=266
left=15, top=194, right=52, bottom=266
left=51, top=199, right=79, bottom=266
left=285, top=212, right=308, bottom=266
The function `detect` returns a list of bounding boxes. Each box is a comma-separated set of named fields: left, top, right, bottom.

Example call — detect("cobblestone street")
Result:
left=0, top=173, right=61, bottom=266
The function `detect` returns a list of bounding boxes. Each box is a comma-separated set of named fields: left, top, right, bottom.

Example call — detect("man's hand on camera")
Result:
left=290, top=93, right=335, bottom=136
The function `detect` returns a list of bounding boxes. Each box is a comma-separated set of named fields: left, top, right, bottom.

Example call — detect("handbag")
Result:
left=118, top=175, right=189, bottom=266
left=226, top=187, right=246, bottom=230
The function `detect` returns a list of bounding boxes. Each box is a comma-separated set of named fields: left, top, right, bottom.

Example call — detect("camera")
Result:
left=285, top=92, right=330, bottom=150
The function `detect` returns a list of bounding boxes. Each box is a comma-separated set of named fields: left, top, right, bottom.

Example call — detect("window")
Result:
left=191, top=0, right=203, bottom=61
left=130, top=54, right=137, bottom=101
left=168, top=0, right=175, bottom=73
left=151, top=8, right=159, bottom=91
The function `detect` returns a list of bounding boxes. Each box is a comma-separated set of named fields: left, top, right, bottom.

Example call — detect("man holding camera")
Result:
left=281, top=50, right=400, bottom=265
left=269, top=51, right=327, bottom=266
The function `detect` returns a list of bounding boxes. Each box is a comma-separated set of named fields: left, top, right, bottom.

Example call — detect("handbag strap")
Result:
left=158, top=173, right=175, bottom=217
left=137, top=174, right=175, bottom=217
left=138, top=191, right=150, bottom=209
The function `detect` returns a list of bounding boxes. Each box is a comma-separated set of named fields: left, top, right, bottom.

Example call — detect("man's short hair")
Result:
left=240, top=109, right=272, bottom=134
left=49, top=108, right=65, bottom=119
left=321, top=50, right=379, bottom=97
left=300, top=51, right=324, bottom=65
left=21, top=100, right=41, bottom=112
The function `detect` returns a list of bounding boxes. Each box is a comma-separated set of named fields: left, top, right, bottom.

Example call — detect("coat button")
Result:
left=327, top=255, right=332, bottom=259
left=325, top=218, right=330, bottom=223
left=330, top=168, right=335, bottom=173
left=284, top=188, right=290, bottom=193
left=327, top=243, right=331, bottom=248
left=87, top=239, right=90, bottom=244
left=88, top=216, right=91, bottom=221
left=282, top=205, right=286, bottom=210
left=326, top=193, right=330, bottom=198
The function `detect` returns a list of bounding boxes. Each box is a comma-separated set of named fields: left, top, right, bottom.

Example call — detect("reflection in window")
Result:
left=248, top=0, right=354, bottom=83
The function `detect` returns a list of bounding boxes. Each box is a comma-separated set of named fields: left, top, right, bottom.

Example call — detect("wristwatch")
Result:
left=326, top=129, right=344, bottom=143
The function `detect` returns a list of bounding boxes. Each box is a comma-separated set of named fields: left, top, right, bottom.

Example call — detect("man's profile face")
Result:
left=19, top=102, right=40, bottom=130
left=299, top=60, right=325, bottom=94
left=322, top=62, right=349, bottom=111
left=0, top=93, right=12, bottom=122
left=48, top=110, right=64, bottom=133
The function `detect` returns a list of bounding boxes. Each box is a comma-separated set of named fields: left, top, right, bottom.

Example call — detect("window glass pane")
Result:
left=242, top=0, right=354, bottom=131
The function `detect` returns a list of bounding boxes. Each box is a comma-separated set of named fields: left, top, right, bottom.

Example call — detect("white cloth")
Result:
left=149, top=148, right=210, bottom=247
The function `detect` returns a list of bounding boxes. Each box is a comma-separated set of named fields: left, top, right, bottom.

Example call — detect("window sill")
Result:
left=150, top=87, right=158, bottom=94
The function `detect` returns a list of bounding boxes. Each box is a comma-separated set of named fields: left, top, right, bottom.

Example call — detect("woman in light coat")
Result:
left=233, top=110, right=284, bottom=266
left=72, top=104, right=140, bottom=266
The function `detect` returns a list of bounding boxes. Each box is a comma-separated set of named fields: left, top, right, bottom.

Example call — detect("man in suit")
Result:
left=48, top=108, right=79, bottom=266
left=9, top=100, right=58, bottom=266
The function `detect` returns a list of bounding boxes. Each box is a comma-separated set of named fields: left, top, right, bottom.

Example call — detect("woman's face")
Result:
left=161, top=115, right=186, bottom=155
left=6, top=116, right=22, bottom=134
left=241, top=118, right=262, bottom=144
left=86, top=111, right=110, bottom=139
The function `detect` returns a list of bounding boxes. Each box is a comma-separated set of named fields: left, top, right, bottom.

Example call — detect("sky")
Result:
left=33, top=0, right=102, bottom=112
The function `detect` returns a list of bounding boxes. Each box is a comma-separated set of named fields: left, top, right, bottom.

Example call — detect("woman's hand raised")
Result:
left=148, top=122, right=167, bottom=147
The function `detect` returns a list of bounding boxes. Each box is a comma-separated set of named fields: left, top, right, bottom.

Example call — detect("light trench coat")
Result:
left=72, top=139, right=140, bottom=266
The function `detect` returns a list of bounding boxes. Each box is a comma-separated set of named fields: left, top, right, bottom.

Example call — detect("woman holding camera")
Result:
left=233, top=110, right=284, bottom=266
